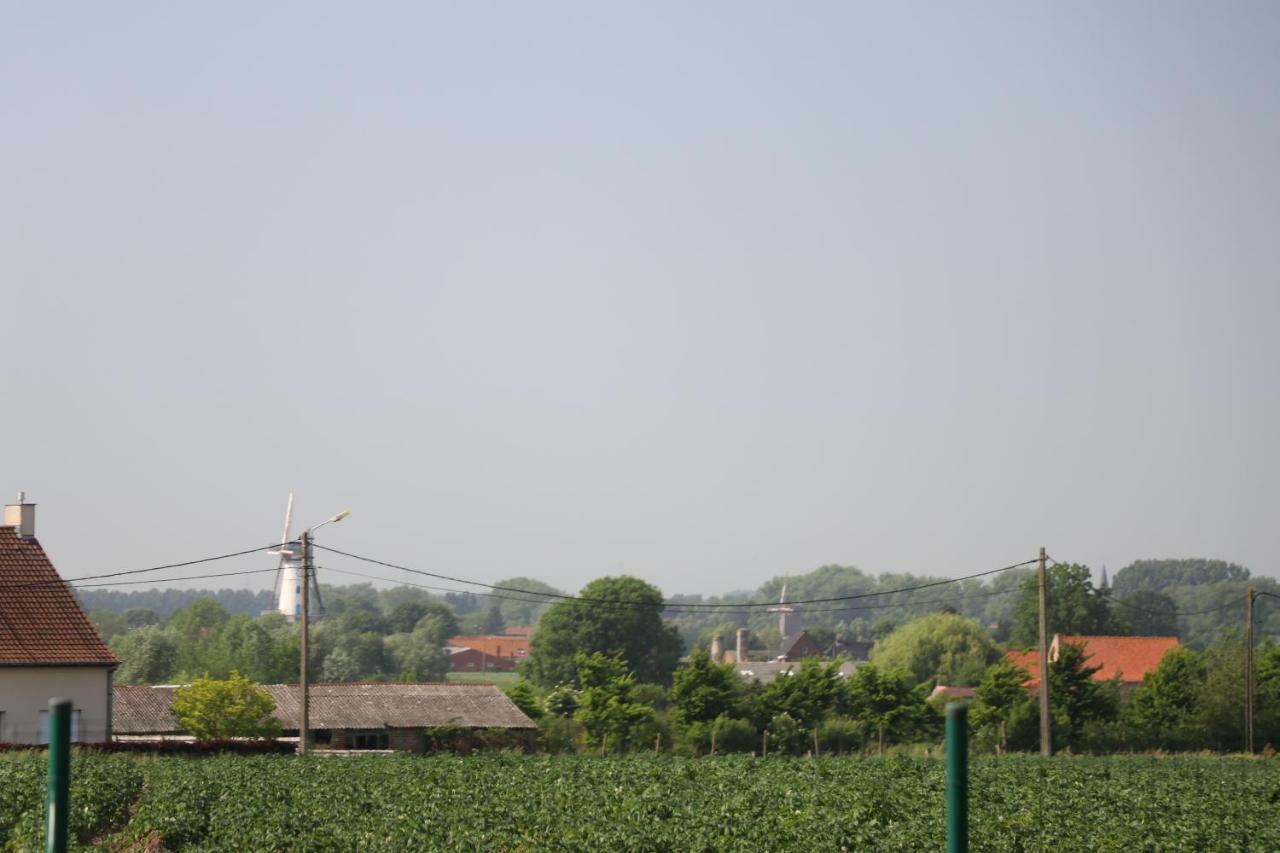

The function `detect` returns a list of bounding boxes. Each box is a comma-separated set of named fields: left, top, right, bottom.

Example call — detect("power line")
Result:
left=0, top=543, right=284, bottom=592
left=319, top=564, right=1022, bottom=616
left=70, top=567, right=282, bottom=590
left=1108, top=595, right=1242, bottom=618
left=313, top=543, right=1038, bottom=610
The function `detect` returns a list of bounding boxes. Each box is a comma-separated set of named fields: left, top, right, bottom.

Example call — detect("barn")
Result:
left=113, top=682, right=536, bottom=752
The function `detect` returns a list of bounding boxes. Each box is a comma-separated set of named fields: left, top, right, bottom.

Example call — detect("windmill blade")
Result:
left=272, top=493, right=295, bottom=610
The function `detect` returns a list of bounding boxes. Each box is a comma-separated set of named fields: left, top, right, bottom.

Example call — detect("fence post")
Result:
left=946, top=702, right=969, bottom=853
left=46, top=698, right=71, bottom=853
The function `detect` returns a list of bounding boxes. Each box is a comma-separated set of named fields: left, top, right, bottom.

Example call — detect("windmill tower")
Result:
left=270, top=494, right=304, bottom=620
left=768, top=581, right=795, bottom=644
left=269, top=494, right=329, bottom=622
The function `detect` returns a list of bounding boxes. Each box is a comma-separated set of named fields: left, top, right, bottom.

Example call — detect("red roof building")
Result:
left=0, top=499, right=118, bottom=744
left=446, top=634, right=531, bottom=660
left=1005, top=634, right=1179, bottom=692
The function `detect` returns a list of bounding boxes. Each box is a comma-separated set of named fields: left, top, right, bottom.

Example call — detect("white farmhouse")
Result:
left=0, top=497, right=118, bottom=743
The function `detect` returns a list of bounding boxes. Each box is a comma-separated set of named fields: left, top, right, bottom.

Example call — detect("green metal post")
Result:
left=946, top=702, right=969, bottom=853
left=46, top=698, right=71, bottom=853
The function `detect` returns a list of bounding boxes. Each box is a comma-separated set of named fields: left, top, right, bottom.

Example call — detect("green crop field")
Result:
left=2, top=752, right=1277, bottom=851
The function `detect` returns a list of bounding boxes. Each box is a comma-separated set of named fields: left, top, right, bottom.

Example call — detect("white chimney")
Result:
left=736, top=628, right=748, bottom=664
left=3, top=492, right=35, bottom=538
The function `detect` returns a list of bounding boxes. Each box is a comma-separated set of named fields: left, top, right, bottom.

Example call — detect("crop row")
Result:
left=2, top=753, right=1278, bottom=851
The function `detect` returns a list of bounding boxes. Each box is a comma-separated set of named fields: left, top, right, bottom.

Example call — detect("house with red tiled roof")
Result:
left=1004, top=634, right=1179, bottom=695
left=446, top=633, right=532, bottom=672
left=0, top=497, right=118, bottom=744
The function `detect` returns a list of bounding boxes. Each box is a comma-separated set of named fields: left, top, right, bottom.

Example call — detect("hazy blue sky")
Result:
left=2, top=2, right=1277, bottom=597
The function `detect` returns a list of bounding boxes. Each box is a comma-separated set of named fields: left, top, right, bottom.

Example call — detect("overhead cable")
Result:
left=313, top=543, right=1038, bottom=610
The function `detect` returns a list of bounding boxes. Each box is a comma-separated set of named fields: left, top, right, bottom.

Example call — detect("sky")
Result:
left=2, top=2, right=1277, bottom=597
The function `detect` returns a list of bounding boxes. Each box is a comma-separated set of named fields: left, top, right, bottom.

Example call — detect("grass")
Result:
left=444, top=670, right=520, bottom=687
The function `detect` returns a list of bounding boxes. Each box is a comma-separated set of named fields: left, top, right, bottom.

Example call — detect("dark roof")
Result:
left=0, top=527, right=117, bottom=666
left=113, top=682, right=537, bottom=734
left=734, top=661, right=860, bottom=684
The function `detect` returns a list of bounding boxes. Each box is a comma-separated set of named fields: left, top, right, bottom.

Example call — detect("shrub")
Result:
left=710, top=716, right=756, bottom=754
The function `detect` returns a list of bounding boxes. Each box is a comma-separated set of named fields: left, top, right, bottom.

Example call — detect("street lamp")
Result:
left=298, top=508, right=350, bottom=756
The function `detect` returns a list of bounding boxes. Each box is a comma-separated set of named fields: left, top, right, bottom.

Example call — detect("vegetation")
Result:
left=522, top=576, right=682, bottom=687
left=2, top=752, right=1279, bottom=850
left=870, top=613, right=1001, bottom=687
left=84, top=553, right=1280, bottom=692
left=170, top=672, right=281, bottom=741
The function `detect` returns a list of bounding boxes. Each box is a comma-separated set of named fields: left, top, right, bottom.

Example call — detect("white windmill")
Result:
left=269, top=494, right=348, bottom=621
left=768, top=580, right=795, bottom=648
left=270, top=494, right=305, bottom=620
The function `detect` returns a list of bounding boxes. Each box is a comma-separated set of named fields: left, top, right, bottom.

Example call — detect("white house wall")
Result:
left=0, top=667, right=113, bottom=744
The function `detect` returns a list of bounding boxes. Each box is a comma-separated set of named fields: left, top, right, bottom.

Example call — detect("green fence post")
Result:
left=946, top=702, right=969, bottom=853
left=46, top=698, right=71, bottom=853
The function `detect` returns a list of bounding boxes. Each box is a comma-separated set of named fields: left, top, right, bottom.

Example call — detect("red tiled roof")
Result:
left=0, top=526, right=117, bottom=665
left=1005, top=649, right=1042, bottom=687
left=1004, top=635, right=1178, bottom=688
left=1055, top=635, right=1179, bottom=684
left=447, top=634, right=531, bottom=658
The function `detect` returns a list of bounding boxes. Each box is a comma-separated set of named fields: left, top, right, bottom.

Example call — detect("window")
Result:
left=37, top=709, right=82, bottom=744
left=351, top=730, right=389, bottom=750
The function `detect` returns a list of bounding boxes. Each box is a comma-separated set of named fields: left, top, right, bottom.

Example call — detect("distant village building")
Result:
left=113, top=682, right=536, bottom=752
left=0, top=496, right=119, bottom=744
left=1006, top=634, right=1179, bottom=696
left=827, top=636, right=874, bottom=662
left=929, top=685, right=977, bottom=703
left=734, top=660, right=861, bottom=685
left=446, top=628, right=531, bottom=673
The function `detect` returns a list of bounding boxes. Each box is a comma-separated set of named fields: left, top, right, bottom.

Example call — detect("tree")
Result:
left=523, top=576, right=682, bottom=687
left=1256, top=642, right=1280, bottom=750
left=170, top=671, right=281, bottom=741
left=670, top=648, right=741, bottom=725
left=1123, top=646, right=1205, bottom=750
left=1115, top=590, right=1179, bottom=637
left=573, top=652, right=657, bottom=751
left=971, top=659, right=1032, bottom=753
left=1047, top=641, right=1120, bottom=752
left=504, top=680, right=544, bottom=720
left=1193, top=631, right=1247, bottom=751
left=480, top=604, right=506, bottom=635
left=870, top=613, right=1001, bottom=687
left=88, top=609, right=128, bottom=643
left=492, top=577, right=565, bottom=626
left=384, top=623, right=451, bottom=681
left=112, top=626, right=178, bottom=685
left=386, top=600, right=432, bottom=634
left=321, top=647, right=363, bottom=682
left=1112, top=559, right=1249, bottom=597
left=413, top=605, right=460, bottom=646
left=124, top=607, right=160, bottom=629
left=843, top=664, right=925, bottom=754
left=759, top=658, right=844, bottom=731
left=1011, top=563, right=1119, bottom=647
left=168, top=598, right=230, bottom=677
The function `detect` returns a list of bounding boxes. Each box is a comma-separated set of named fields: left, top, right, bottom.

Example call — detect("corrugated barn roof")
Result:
left=113, top=682, right=537, bottom=734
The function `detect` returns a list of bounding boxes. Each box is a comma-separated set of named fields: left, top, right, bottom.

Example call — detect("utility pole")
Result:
left=299, top=530, right=312, bottom=756
left=1245, top=585, right=1255, bottom=755
left=1038, top=546, right=1051, bottom=757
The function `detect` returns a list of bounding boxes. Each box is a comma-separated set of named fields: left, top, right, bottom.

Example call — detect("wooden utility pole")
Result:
left=1037, top=547, right=1051, bottom=757
left=299, top=530, right=312, bottom=756
left=1245, top=586, right=1255, bottom=755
